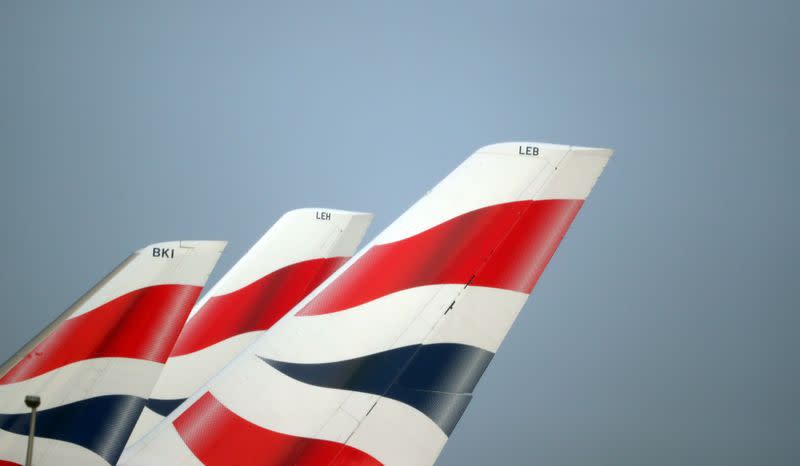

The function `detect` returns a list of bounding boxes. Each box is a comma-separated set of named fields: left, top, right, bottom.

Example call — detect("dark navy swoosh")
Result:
left=145, top=397, right=187, bottom=417
left=0, top=394, right=145, bottom=465
left=259, top=343, right=494, bottom=435
left=386, top=385, right=473, bottom=436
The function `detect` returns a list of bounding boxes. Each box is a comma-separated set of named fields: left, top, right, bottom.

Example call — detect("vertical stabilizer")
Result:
left=0, top=240, right=225, bottom=465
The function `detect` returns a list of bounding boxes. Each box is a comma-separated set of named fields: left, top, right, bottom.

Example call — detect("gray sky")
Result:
left=1, top=1, right=798, bottom=465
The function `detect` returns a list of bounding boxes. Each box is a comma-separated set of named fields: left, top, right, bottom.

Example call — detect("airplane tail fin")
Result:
left=121, top=142, right=612, bottom=466
left=126, top=209, right=373, bottom=446
left=0, top=240, right=225, bottom=466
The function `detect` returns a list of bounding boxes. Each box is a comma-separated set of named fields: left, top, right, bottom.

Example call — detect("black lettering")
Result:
left=152, top=247, right=174, bottom=258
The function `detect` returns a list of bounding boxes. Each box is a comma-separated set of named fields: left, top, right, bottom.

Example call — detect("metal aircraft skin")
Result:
left=120, top=142, right=613, bottom=466
left=0, top=241, right=227, bottom=466
left=126, top=209, right=373, bottom=447
left=0, top=209, right=372, bottom=466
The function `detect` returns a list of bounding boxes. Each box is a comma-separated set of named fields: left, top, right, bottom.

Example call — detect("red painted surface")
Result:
left=174, top=392, right=382, bottom=466
left=0, top=284, right=201, bottom=385
left=300, top=199, right=583, bottom=316
left=170, top=257, right=348, bottom=356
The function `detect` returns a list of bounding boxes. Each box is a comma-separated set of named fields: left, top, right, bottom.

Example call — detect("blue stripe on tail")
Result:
left=0, top=394, right=145, bottom=465
left=260, top=343, right=493, bottom=435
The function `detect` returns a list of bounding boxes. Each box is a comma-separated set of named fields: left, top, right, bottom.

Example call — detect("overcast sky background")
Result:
left=1, top=1, right=798, bottom=465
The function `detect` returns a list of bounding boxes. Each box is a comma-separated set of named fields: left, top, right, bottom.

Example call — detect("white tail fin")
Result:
left=121, top=143, right=612, bottom=466
left=0, top=240, right=225, bottom=466
left=125, top=209, right=372, bottom=447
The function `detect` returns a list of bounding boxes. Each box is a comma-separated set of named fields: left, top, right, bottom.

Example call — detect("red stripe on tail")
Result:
left=0, top=284, right=201, bottom=385
left=299, top=199, right=583, bottom=316
left=170, top=257, right=348, bottom=356
left=476, top=198, right=583, bottom=293
left=174, top=392, right=381, bottom=466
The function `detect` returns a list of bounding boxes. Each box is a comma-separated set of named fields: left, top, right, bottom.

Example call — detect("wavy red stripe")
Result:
left=170, top=257, right=348, bottom=356
left=174, top=392, right=381, bottom=466
left=299, top=199, right=583, bottom=316
left=0, top=284, right=201, bottom=385
left=0, top=460, right=21, bottom=466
